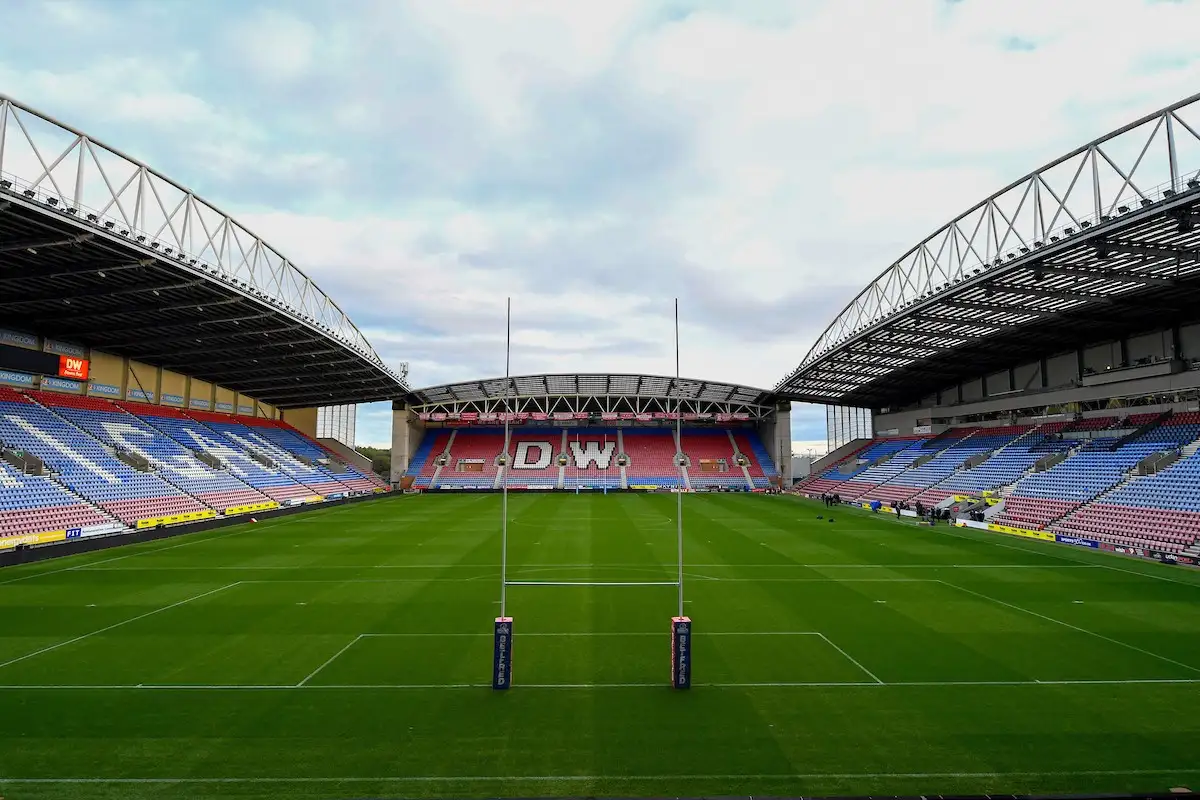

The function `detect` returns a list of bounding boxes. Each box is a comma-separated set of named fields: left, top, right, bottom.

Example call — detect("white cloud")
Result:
left=6, top=0, right=1200, bottom=452
left=225, top=9, right=320, bottom=84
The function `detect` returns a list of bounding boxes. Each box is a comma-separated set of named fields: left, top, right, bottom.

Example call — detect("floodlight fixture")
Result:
left=86, top=214, right=98, bottom=222
left=1118, top=206, right=1129, bottom=214
left=1164, top=189, right=1176, bottom=197
left=1188, top=179, right=1200, bottom=189
left=45, top=197, right=57, bottom=206
left=22, top=189, right=34, bottom=197
left=0, top=180, right=10, bottom=189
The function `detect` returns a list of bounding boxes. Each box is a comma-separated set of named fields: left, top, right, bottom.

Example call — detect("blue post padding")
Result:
left=493, top=617, right=513, bottom=690
left=671, top=616, right=691, bottom=689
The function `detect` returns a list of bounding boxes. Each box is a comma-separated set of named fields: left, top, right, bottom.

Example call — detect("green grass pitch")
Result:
left=1, top=492, right=1198, bottom=800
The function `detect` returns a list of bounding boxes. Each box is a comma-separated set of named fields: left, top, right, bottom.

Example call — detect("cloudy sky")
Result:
left=4, top=0, right=1200, bottom=452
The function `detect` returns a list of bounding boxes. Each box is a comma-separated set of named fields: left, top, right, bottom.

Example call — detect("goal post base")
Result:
left=670, top=616, right=691, bottom=689
left=492, top=617, right=513, bottom=690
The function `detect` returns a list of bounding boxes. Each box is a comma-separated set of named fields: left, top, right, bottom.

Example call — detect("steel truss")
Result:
left=410, top=373, right=776, bottom=420
left=777, top=92, right=1200, bottom=407
left=0, top=94, right=407, bottom=388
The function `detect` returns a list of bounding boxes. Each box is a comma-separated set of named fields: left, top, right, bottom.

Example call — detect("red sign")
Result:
left=58, top=355, right=89, bottom=380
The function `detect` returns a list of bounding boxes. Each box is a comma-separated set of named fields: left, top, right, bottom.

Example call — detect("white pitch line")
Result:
left=938, top=580, right=1200, bottom=675
left=296, top=634, right=364, bottom=687
left=0, top=582, right=241, bottom=672
left=357, top=631, right=823, bottom=638
left=2, top=677, right=1199, bottom=690
left=931, top=521, right=1200, bottom=588
left=816, top=633, right=884, bottom=685
left=504, top=581, right=680, bottom=587
left=2, top=768, right=1197, bottom=784
left=69, top=562, right=1103, bottom=571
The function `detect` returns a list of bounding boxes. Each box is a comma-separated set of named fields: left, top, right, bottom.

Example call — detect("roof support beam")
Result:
left=28, top=297, right=242, bottom=326
left=1021, top=264, right=1178, bottom=287
left=69, top=314, right=279, bottom=341
left=1099, top=241, right=1200, bottom=261
left=0, top=232, right=93, bottom=255
left=0, top=258, right=153, bottom=285
left=0, top=279, right=205, bottom=309
left=938, top=299, right=1057, bottom=316
left=984, top=284, right=1113, bottom=302
left=129, top=339, right=331, bottom=360
left=911, top=314, right=1018, bottom=330
left=231, top=369, right=376, bottom=389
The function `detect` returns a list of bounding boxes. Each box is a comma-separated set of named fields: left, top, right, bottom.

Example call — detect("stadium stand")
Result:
left=410, top=431, right=450, bottom=489
left=914, top=425, right=1069, bottom=505
left=32, top=391, right=272, bottom=514
left=602, top=429, right=682, bottom=488
left=504, top=431, right=564, bottom=489
left=734, top=432, right=777, bottom=488
left=126, top=404, right=318, bottom=502
left=0, top=460, right=114, bottom=536
left=436, top=429, right=505, bottom=489
left=680, top=429, right=746, bottom=490
left=993, top=413, right=1200, bottom=530
left=0, top=393, right=210, bottom=526
left=252, top=422, right=389, bottom=492
left=562, top=429, right=621, bottom=489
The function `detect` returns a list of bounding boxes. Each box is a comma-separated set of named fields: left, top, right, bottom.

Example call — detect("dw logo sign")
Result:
left=511, top=440, right=616, bottom=469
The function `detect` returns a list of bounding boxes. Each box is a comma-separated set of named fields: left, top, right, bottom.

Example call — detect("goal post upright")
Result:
left=671, top=297, right=691, bottom=690
left=493, top=297, right=513, bottom=691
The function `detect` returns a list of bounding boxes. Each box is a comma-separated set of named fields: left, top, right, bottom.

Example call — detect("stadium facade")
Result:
left=393, top=374, right=791, bottom=490
left=786, top=93, right=1200, bottom=566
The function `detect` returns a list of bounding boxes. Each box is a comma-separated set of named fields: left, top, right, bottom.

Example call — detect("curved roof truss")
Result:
left=778, top=92, right=1200, bottom=405
left=411, top=373, right=779, bottom=420
left=0, top=94, right=407, bottom=389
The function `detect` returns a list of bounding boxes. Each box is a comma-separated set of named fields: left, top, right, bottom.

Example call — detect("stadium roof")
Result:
left=412, top=373, right=778, bottom=417
left=0, top=94, right=409, bottom=409
left=777, top=92, right=1200, bottom=409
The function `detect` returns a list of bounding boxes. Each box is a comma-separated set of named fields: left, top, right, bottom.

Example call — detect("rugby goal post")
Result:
left=491, top=298, right=691, bottom=690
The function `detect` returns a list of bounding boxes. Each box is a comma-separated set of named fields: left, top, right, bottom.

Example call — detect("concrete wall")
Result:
left=285, top=407, right=319, bottom=438
left=1044, top=351, right=1077, bottom=387
left=768, top=403, right=792, bottom=485
left=985, top=370, right=1010, bottom=396
left=160, top=370, right=187, bottom=407
left=390, top=403, right=412, bottom=484
left=1128, top=330, right=1170, bottom=362
left=127, top=360, right=158, bottom=401
left=214, top=386, right=236, bottom=414
left=187, top=378, right=213, bottom=410
left=1014, top=360, right=1041, bottom=391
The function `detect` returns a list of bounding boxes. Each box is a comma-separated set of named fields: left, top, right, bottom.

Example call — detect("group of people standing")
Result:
left=820, top=492, right=841, bottom=506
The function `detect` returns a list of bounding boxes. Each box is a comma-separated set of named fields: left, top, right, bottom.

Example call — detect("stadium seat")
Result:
left=0, top=394, right=209, bottom=526
left=680, top=429, right=747, bottom=490
left=561, top=429, right=621, bottom=489
left=622, top=430, right=683, bottom=488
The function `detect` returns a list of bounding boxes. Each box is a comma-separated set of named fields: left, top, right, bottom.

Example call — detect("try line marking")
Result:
left=294, top=631, right=880, bottom=688
left=72, top=563, right=1103, bottom=571
left=1, top=768, right=1196, bottom=784
left=2, top=678, right=1199, bottom=690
